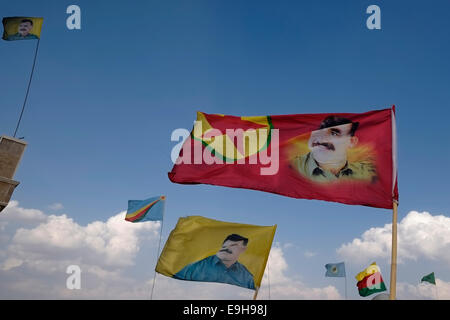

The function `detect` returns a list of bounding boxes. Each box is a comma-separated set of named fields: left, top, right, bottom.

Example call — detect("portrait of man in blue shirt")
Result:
left=173, top=234, right=255, bottom=290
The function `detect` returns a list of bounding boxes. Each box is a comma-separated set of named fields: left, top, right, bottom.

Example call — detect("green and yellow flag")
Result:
left=2, top=17, right=43, bottom=41
left=156, top=216, right=277, bottom=291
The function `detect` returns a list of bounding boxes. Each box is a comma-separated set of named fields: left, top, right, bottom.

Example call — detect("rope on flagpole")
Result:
left=150, top=197, right=166, bottom=300
left=13, top=38, right=40, bottom=138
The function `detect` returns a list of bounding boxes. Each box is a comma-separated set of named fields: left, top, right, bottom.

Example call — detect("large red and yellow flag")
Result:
left=169, top=107, right=398, bottom=209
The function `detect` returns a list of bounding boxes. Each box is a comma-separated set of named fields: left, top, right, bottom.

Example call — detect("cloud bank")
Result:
left=337, top=210, right=450, bottom=299
left=3, top=203, right=447, bottom=299
left=337, top=211, right=450, bottom=266
left=0, top=201, right=339, bottom=299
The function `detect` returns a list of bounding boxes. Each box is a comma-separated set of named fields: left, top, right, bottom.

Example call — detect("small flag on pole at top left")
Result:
left=2, top=17, right=43, bottom=41
left=125, top=196, right=165, bottom=222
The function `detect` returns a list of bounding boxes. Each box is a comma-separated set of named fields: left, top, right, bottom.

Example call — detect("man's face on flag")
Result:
left=18, top=21, right=32, bottom=36
left=216, top=239, right=247, bottom=265
left=308, top=122, right=358, bottom=165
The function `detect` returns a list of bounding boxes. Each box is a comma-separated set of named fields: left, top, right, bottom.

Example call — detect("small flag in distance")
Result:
left=2, top=17, right=43, bottom=41
left=355, top=262, right=387, bottom=297
left=421, top=272, right=436, bottom=285
left=125, top=196, right=165, bottom=222
left=325, top=262, right=346, bottom=277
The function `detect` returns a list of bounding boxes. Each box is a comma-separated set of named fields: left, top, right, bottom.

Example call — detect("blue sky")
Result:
left=1, top=0, right=450, bottom=299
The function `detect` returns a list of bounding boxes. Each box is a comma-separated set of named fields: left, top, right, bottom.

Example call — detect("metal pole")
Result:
left=150, top=197, right=166, bottom=300
left=252, top=286, right=259, bottom=300
left=267, top=259, right=271, bottom=300
left=345, top=275, right=348, bottom=300
left=389, top=201, right=398, bottom=300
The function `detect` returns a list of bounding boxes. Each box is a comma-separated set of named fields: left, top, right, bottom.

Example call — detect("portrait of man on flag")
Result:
left=293, top=115, right=377, bottom=183
left=174, top=233, right=255, bottom=290
left=2, top=17, right=43, bottom=41
left=156, top=216, right=276, bottom=291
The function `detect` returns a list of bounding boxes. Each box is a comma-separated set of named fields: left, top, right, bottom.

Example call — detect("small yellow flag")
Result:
left=156, top=216, right=277, bottom=291
left=2, top=17, right=43, bottom=41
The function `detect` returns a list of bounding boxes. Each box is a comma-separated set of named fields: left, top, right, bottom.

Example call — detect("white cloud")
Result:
left=48, top=203, right=64, bottom=211
left=153, top=244, right=341, bottom=300
left=5, top=202, right=446, bottom=300
left=7, top=211, right=160, bottom=268
left=0, top=201, right=340, bottom=299
left=282, top=243, right=294, bottom=249
left=1, top=200, right=47, bottom=223
left=337, top=211, right=450, bottom=266
left=397, top=278, right=450, bottom=300
left=0, top=201, right=161, bottom=299
left=1, top=257, right=23, bottom=271
left=304, top=251, right=317, bottom=258
left=257, top=246, right=341, bottom=300
left=265, top=246, right=290, bottom=285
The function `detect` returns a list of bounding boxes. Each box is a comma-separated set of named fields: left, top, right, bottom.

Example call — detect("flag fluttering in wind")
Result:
left=355, top=262, right=387, bottom=297
left=155, top=216, right=276, bottom=291
left=325, top=262, right=346, bottom=277
left=2, top=17, right=43, bottom=41
left=125, top=196, right=165, bottom=222
left=421, top=272, right=436, bottom=285
left=169, top=107, right=398, bottom=209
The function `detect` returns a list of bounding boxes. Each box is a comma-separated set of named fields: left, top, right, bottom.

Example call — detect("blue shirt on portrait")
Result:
left=6, top=33, right=39, bottom=41
left=173, top=255, right=255, bottom=290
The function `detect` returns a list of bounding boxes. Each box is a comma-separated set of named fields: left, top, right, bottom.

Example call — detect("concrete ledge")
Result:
left=0, top=136, right=28, bottom=146
left=0, top=176, right=20, bottom=185
left=0, top=179, right=19, bottom=213
left=0, top=135, right=27, bottom=179
left=0, top=135, right=27, bottom=213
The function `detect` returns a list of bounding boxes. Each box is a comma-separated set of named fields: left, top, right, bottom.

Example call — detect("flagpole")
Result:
left=13, top=38, right=40, bottom=138
left=150, top=196, right=166, bottom=300
left=344, top=275, right=347, bottom=300
left=435, top=283, right=439, bottom=300
left=389, top=200, right=398, bottom=300
left=267, top=259, right=271, bottom=300
left=252, top=287, right=259, bottom=300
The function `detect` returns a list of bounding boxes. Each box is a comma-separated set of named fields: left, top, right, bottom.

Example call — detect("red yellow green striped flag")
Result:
left=355, top=262, right=387, bottom=297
